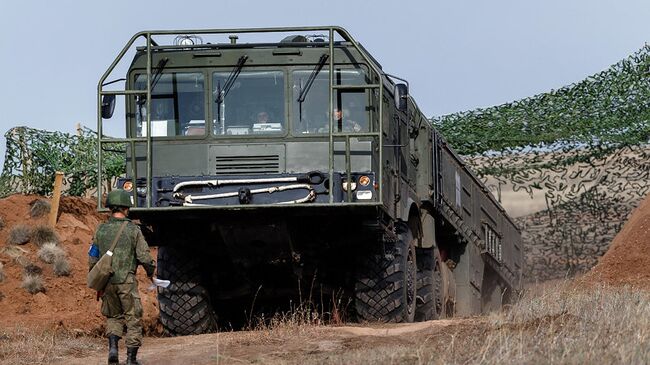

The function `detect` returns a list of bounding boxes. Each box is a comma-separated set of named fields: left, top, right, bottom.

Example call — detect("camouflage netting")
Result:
left=433, top=44, right=650, bottom=281
left=0, top=126, right=125, bottom=198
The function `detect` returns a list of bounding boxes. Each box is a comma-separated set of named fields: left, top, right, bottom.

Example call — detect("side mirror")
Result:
left=394, top=83, right=408, bottom=112
left=101, top=95, right=116, bottom=119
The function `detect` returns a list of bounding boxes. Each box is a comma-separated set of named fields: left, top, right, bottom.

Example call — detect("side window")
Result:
left=333, top=90, right=368, bottom=133
left=292, top=68, right=370, bottom=135
left=134, top=73, right=205, bottom=137
left=292, top=70, right=329, bottom=134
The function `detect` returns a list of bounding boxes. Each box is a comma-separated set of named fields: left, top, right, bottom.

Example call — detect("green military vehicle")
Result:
left=98, top=27, right=523, bottom=335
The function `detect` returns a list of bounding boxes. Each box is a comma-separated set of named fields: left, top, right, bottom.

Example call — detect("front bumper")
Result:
left=118, top=171, right=376, bottom=208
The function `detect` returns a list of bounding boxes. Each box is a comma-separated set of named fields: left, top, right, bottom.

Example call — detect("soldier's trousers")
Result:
left=101, top=279, right=144, bottom=347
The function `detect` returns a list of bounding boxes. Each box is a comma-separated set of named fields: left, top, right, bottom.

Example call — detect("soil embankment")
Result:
left=581, top=193, right=650, bottom=288
left=0, top=194, right=159, bottom=334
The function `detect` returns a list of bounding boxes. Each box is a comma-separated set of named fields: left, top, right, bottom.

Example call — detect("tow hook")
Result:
left=238, top=187, right=252, bottom=204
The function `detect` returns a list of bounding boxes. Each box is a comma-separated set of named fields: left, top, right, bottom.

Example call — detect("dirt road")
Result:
left=54, top=319, right=476, bottom=365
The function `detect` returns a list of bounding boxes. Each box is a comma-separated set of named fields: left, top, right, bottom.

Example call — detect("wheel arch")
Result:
left=402, top=198, right=423, bottom=246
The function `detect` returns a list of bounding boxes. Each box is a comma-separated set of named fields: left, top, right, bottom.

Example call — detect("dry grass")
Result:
left=247, top=304, right=324, bottom=333
left=30, top=225, right=58, bottom=247
left=1, top=245, right=27, bottom=260
left=474, top=284, right=650, bottom=364
left=21, top=273, right=45, bottom=294
left=8, top=224, right=31, bottom=245
left=0, top=326, right=102, bottom=365
left=244, top=287, right=350, bottom=333
left=37, top=243, right=64, bottom=264
left=36, top=242, right=71, bottom=276
left=23, top=263, right=43, bottom=275
left=295, top=282, right=650, bottom=365
left=0, top=282, right=648, bottom=364
left=0, top=216, right=5, bottom=231
left=14, top=255, right=30, bottom=268
left=29, top=199, right=51, bottom=218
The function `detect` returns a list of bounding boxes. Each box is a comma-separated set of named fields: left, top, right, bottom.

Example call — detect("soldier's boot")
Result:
left=107, top=335, right=120, bottom=365
left=126, top=347, right=141, bottom=365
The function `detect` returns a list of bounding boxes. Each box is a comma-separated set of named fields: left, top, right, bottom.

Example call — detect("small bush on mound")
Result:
left=21, top=274, right=45, bottom=294
left=14, top=255, right=30, bottom=268
left=31, top=225, right=58, bottom=247
left=1, top=245, right=27, bottom=259
left=0, top=216, right=5, bottom=231
left=8, top=224, right=31, bottom=245
left=38, top=242, right=65, bottom=264
left=0, top=262, right=5, bottom=283
left=23, top=264, right=43, bottom=275
left=53, top=255, right=71, bottom=277
left=29, top=199, right=51, bottom=218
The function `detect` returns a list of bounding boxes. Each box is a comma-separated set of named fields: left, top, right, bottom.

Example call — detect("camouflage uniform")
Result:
left=89, top=216, right=155, bottom=348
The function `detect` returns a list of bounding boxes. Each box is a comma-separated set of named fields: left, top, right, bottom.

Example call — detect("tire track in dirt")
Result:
left=54, top=318, right=480, bottom=365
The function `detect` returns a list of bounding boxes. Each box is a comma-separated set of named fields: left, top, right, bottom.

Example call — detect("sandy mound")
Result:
left=0, top=194, right=159, bottom=334
left=582, top=193, right=650, bottom=288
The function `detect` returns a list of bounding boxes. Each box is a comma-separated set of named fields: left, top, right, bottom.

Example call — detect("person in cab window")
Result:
left=253, top=111, right=283, bottom=133
left=257, top=111, right=270, bottom=123
left=334, top=108, right=362, bottom=132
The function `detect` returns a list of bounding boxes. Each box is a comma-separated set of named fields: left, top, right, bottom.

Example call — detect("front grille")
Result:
left=215, top=155, right=280, bottom=175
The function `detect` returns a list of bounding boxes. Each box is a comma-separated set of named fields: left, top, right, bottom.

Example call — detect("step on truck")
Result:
left=98, top=26, right=523, bottom=335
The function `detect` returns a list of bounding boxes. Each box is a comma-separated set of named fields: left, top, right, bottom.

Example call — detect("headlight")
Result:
left=342, top=181, right=357, bottom=192
left=356, top=191, right=373, bottom=200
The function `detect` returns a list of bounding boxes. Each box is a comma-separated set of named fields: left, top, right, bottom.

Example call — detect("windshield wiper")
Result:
left=297, top=54, right=329, bottom=121
left=150, top=58, right=169, bottom=91
left=297, top=54, right=329, bottom=103
left=135, top=58, right=168, bottom=106
left=215, top=55, right=249, bottom=105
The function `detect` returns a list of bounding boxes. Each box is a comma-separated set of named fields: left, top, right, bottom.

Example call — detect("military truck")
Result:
left=98, top=27, right=523, bottom=335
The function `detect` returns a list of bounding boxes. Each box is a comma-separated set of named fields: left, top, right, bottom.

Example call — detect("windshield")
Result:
left=292, top=69, right=370, bottom=135
left=213, top=70, right=285, bottom=136
left=134, top=73, right=205, bottom=137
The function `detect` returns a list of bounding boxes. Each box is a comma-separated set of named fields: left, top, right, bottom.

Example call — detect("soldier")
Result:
left=88, top=189, right=155, bottom=365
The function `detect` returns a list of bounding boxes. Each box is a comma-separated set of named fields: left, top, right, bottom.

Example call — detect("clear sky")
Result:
left=1, top=0, right=649, bottom=167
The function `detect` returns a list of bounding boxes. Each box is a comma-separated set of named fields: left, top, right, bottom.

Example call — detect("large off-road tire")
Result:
left=157, top=246, right=217, bottom=335
left=415, top=247, right=444, bottom=321
left=354, top=225, right=417, bottom=323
